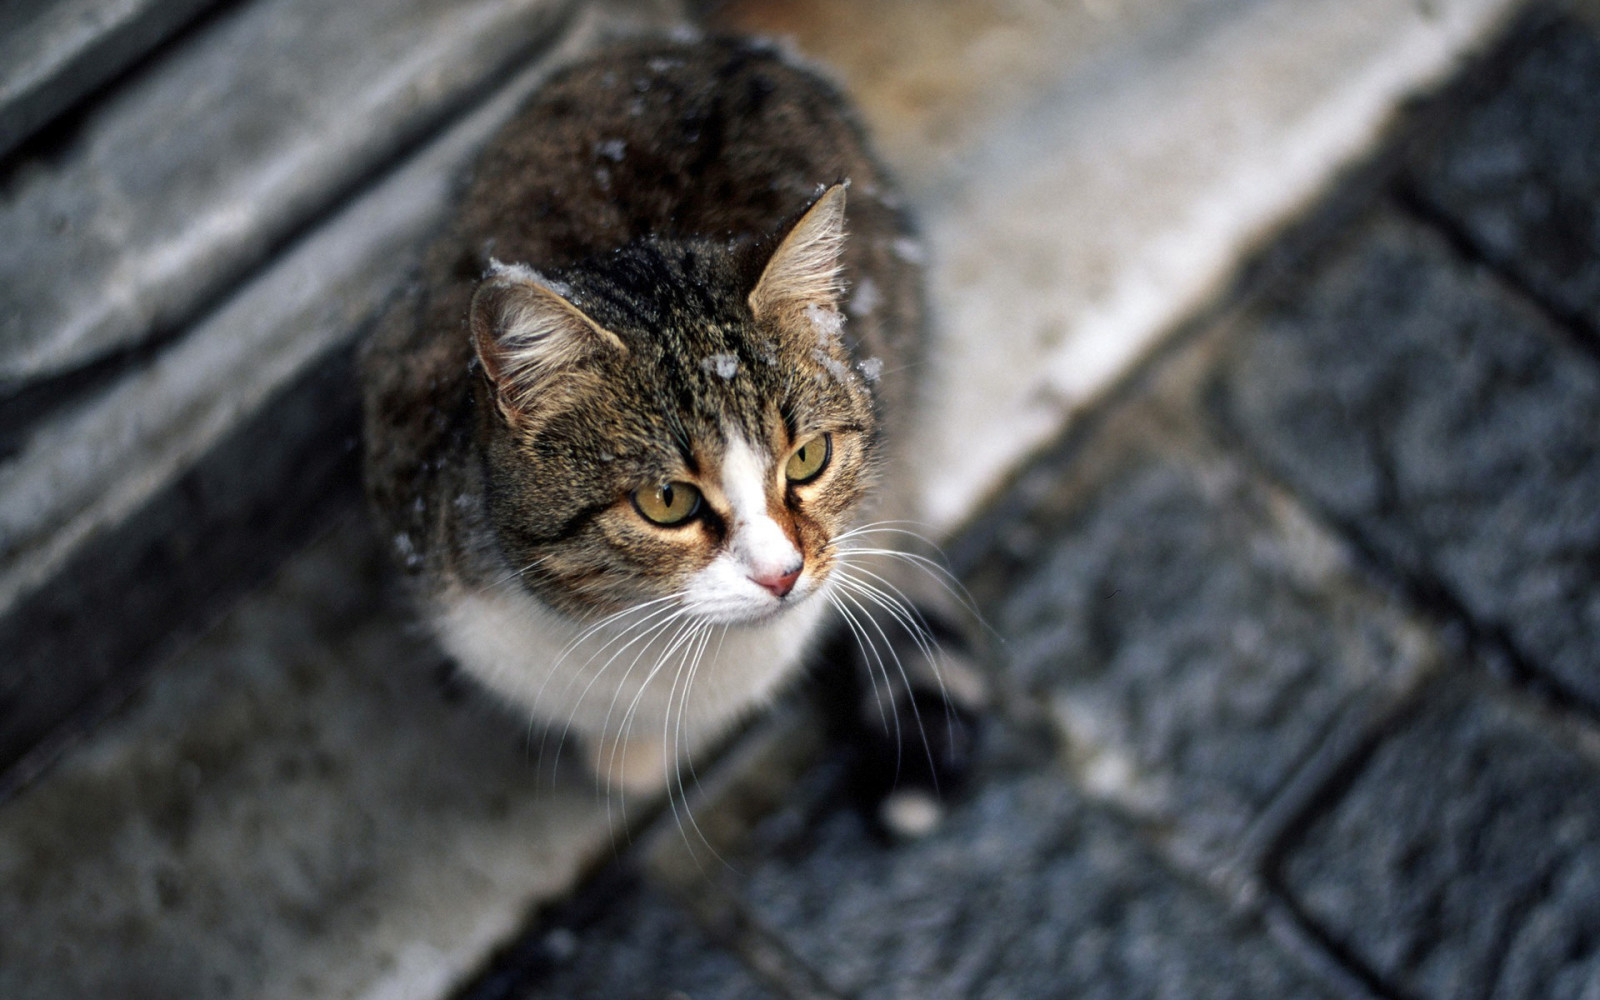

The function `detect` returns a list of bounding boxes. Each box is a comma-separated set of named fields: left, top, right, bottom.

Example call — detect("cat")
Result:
left=361, top=36, right=979, bottom=814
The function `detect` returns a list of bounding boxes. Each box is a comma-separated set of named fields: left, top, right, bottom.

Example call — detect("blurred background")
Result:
left=2, top=0, right=1598, bottom=997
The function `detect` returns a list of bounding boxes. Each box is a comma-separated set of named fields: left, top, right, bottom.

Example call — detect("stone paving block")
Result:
left=0, top=0, right=220, bottom=159
left=726, top=765, right=1337, bottom=1000
left=477, top=874, right=784, bottom=1000
left=1407, top=9, right=1600, bottom=336
left=0, top=0, right=575, bottom=385
left=1214, top=213, right=1600, bottom=710
left=974, top=436, right=1430, bottom=866
left=1278, top=686, right=1600, bottom=1000
left=0, top=518, right=621, bottom=1000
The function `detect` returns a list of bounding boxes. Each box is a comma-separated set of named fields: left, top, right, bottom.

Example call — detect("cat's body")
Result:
left=362, top=38, right=956, bottom=794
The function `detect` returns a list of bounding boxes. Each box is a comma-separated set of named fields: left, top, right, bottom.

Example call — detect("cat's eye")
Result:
left=633, top=481, right=703, bottom=526
left=785, top=433, right=831, bottom=484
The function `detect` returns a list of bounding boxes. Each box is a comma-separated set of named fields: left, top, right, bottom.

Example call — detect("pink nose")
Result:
left=750, top=565, right=802, bottom=598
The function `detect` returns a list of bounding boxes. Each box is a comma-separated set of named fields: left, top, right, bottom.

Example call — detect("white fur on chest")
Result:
left=432, top=582, right=832, bottom=753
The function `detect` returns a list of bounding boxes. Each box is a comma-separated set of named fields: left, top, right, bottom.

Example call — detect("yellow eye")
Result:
left=632, top=481, right=702, bottom=526
left=785, top=433, right=831, bottom=484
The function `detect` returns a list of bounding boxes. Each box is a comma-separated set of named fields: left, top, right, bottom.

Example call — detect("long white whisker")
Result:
left=833, top=564, right=937, bottom=648
left=833, top=566, right=961, bottom=758
left=831, top=575, right=945, bottom=790
left=833, top=539, right=1001, bottom=645
left=534, top=598, right=684, bottom=741
left=537, top=599, right=688, bottom=769
left=827, top=591, right=895, bottom=739
left=666, top=621, right=729, bottom=872
left=675, top=623, right=729, bottom=804
left=835, top=584, right=929, bottom=779
left=603, top=607, right=713, bottom=822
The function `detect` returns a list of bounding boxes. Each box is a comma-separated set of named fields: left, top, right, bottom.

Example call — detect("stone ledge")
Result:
left=0, top=0, right=221, bottom=159
left=717, top=0, right=1523, bottom=532
left=0, top=516, right=623, bottom=1000
left=0, top=0, right=577, bottom=387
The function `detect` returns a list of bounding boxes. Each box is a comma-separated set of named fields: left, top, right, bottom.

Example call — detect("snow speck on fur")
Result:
left=701, top=353, right=739, bottom=379
left=806, top=303, right=845, bottom=347
left=812, top=348, right=855, bottom=385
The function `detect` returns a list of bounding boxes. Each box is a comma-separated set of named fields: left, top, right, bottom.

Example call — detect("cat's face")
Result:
left=470, top=186, right=879, bottom=624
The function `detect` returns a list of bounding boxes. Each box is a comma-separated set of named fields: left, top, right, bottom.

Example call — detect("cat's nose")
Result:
left=750, top=563, right=802, bottom=598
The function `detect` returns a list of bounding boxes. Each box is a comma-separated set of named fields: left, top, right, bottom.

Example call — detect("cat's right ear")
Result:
left=749, top=183, right=848, bottom=323
left=471, top=263, right=626, bottom=422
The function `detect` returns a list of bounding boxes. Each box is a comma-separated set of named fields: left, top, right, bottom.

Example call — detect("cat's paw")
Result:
left=865, top=677, right=984, bottom=840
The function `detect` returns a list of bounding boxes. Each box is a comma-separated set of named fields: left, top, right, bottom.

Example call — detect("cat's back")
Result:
left=467, top=38, right=896, bottom=263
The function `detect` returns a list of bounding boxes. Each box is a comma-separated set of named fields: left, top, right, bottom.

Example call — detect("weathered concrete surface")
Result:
left=0, top=346, right=360, bottom=790
left=1279, top=685, right=1600, bottom=1000
left=0, top=0, right=220, bottom=159
left=0, top=0, right=576, bottom=385
left=1407, top=8, right=1600, bottom=336
left=1215, top=214, right=1600, bottom=710
left=715, top=0, right=1522, bottom=530
left=0, top=517, right=620, bottom=1000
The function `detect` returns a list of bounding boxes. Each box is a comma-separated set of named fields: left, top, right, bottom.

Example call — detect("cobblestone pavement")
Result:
left=458, top=8, right=1600, bottom=998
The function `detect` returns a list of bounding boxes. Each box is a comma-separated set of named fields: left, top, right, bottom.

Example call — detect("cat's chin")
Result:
left=688, top=585, right=820, bottom=628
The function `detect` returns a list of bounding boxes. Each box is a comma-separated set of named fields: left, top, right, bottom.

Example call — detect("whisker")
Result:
left=674, top=623, right=729, bottom=805
left=830, top=571, right=948, bottom=793
left=479, top=553, right=554, bottom=593
left=603, top=608, right=711, bottom=819
left=834, top=584, right=929, bottom=780
left=666, top=621, right=729, bottom=872
left=536, top=599, right=687, bottom=770
left=827, top=591, right=895, bottom=739
left=539, top=599, right=691, bottom=789
left=832, top=565, right=940, bottom=671
left=833, top=567, right=961, bottom=750
left=833, top=539, right=1002, bottom=646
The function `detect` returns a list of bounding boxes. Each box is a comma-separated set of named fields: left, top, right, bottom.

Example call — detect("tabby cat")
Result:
left=361, top=37, right=975, bottom=805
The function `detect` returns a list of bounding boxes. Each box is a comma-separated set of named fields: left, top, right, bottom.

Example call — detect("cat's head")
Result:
left=469, top=185, right=880, bottom=624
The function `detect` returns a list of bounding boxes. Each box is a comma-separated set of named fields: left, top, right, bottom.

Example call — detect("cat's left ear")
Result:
left=471, top=262, right=626, bottom=423
left=749, top=183, right=848, bottom=322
